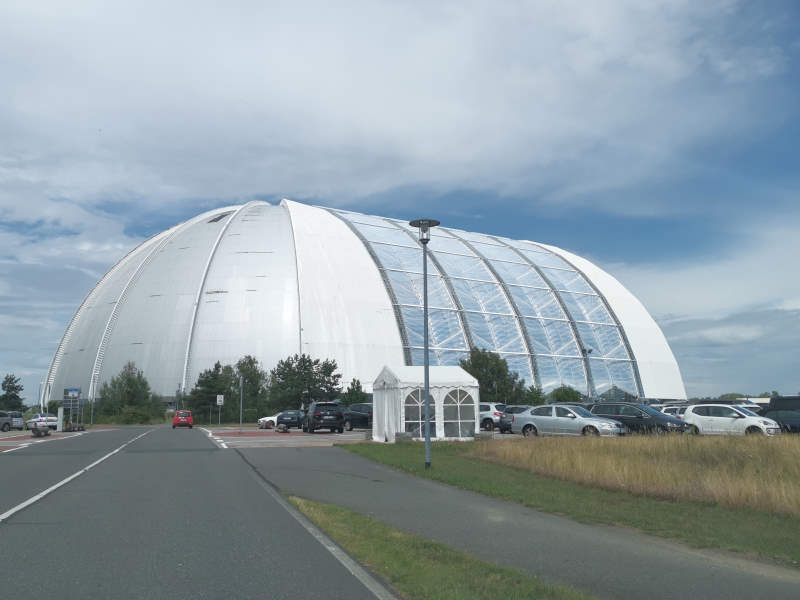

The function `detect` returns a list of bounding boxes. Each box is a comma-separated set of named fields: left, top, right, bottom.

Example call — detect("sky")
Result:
left=1, top=0, right=799, bottom=402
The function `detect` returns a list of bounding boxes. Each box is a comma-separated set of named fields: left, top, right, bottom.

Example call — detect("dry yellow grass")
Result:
left=473, top=435, right=800, bottom=516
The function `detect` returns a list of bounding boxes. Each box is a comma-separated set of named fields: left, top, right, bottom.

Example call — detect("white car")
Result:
left=682, top=404, right=781, bottom=435
left=660, top=406, right=687, bottom=420
left=27, top=413, right=58, bottom=430
left=257, top=413, right=280, bottom=429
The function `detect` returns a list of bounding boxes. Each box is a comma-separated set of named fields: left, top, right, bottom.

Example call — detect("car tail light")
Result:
left=511, top=415, right=515, bottom=423
left=313, top=412, right=321, bottom=418
left=493, top=411, right=502, bottom=417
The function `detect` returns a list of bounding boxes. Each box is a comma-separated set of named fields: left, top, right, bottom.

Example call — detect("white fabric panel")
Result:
left=48, top=230, right=170, bottom=401
left=101, top=207, right=240, bottom=395
left=186, top=203, right=301, bottom=389
left=539, top=244, right=686, bottom=399
left=283, top=200, right=405, bottom=389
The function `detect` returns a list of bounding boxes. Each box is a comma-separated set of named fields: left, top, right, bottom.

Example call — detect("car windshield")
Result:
left=640, top=405, right=665, bottom=416
left=565, top=405, right=594, bottom=418
left=736, top=407, right=757, bottom=417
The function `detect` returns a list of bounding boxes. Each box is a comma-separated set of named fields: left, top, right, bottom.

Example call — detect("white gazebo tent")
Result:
left=372, top=366, right=480, bottom=443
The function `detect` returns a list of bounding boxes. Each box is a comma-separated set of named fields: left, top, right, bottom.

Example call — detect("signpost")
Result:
left=216, top=394, right=224, bottom=425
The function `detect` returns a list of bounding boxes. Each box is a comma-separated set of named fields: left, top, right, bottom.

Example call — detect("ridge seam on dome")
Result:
left=180, top=202, right=254, bottom=392
left=324, top=208, right=413, bottom=366
left=449, top=231, right=540, bottom=390
left=493, top=237, right=596, bottom=398
left=388, top=221, right=475, bottom=363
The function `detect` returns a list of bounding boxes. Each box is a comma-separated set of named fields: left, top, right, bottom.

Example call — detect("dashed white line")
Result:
left=0, top=429, right=154, bottom=524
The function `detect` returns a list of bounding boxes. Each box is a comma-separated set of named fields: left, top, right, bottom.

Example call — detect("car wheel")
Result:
left=1, top=423, right=9, bottom=432
left=745, top=426, right=763, bottom=435
left=522, top=424, right=537, bottom=437
left=330, top=428, right=336, bottom=433
left=337, top=427, right=344, bottom=434
left=172, top=425, right=176, bottom=429
left=582, top=426, right=599, bottom=436
left=309, top=424, right=315, bottom=434
left=345, top=420, right=353, bottom=431
left=482, top=419, right=494, bottom=432
left=690, top=425, right=700, bottom=435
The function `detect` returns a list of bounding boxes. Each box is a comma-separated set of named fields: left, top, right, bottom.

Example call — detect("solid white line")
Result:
left=0, top=429, right=153, bottom=524
left=238, top=452, right=398, bottom=600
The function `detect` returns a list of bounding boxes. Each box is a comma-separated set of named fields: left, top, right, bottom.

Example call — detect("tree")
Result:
left=234, top=355, right=270, bottom=421
left=525, top=384, right=546, bottom=406
left=0, top=373, right=24, bottom=411
left=549, top=385, right=583, bottom=404
left=186, top=361, right=237, bottom=424
left=340, top=378, right=369, bottom=406
left=267, top=354, right=342, bottom=412
left=95, top=362, right=162, bottom=423
left=718, top=392, right=745, bottom=403
left=459, top=348, right=527, bottom=405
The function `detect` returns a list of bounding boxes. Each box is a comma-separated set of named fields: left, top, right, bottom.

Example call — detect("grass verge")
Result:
left=343, top=441, right=800, bottom=567
left=289, top=495, right=593, bottom=600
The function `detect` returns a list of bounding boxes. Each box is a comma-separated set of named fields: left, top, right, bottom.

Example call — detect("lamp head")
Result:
left=409, top=218, right=440, bottom=242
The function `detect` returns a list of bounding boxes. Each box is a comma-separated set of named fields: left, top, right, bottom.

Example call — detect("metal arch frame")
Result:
left=180, top=201, right=255, bottom=392
left=86, top=213, right=211, bottom=403
left=280, top=199, right=304, bottom=354
left=493, top=238, right=595, bottom=398
left=324, top=209, right=413, bottom=366
left=523, top=241, right=644, bottom=398
left=40, top=229, right=169, bottom=408
left=447, top=231, right=540, bottom=390
left=389, top=222, right=475, bottom=360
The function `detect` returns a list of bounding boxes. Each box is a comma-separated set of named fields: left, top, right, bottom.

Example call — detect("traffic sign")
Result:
left=216, top=395, right=224, bottom=406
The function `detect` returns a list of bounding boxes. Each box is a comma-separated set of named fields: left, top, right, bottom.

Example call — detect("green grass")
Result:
left=343, top=441, right=800, bottom=567
left=289, top=496, right=593, bottom=600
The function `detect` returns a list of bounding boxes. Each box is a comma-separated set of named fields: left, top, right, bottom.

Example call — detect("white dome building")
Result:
left=43, top=200, right=686, bottom=404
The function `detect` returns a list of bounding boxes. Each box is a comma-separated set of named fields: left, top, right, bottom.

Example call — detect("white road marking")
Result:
left=238, top=451, right=398, bottom=600
left=2, top=443, right=31, bottom=454
left=0, top=429, right=154, bottom=524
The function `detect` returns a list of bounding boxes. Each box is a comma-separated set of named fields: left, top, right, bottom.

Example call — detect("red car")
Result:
left=172, top=410, right=194, bottom=429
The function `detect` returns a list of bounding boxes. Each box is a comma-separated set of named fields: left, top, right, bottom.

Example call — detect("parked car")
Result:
left=27, top=413, right=58, bottom=430
left=276, top=410, right=303, bottom=429
left=588, top=402, right=689, bottom=433
left=479, top=403, right=506, bottom=431
left=258, top=413, right=280, bottom=429
left=302, top=401, right=344, bottom=433
left=342, top=403, right=372, bottom=430
left=682, top=404, right=781, bottom=435
left=511, top=404, right=624, bottom=437
left=8, top=411, right=24, bottom=430
left=660, top=406, right=687, bottom=420
left=0, top=410, right=12, bottom=432
left=499, top=405, right=532, bottom=433
left=759, top=409, right=800, bottom=433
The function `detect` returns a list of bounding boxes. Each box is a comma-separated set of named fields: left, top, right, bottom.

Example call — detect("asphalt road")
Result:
left=242, top=446, right=800, bottom=600
left=0, top=427, right=379, bottom=600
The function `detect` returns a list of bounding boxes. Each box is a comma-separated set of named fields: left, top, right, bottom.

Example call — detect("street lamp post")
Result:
left=409, top=218, right=440, bottom=470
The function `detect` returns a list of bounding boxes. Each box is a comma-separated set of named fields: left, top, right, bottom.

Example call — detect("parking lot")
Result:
left=199, top=425, right=369, bottom=449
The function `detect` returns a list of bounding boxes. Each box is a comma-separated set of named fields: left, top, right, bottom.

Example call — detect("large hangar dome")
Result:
left=43, top=200, right=686, bottom=404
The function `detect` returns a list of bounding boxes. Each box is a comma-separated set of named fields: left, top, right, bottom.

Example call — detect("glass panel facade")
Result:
left=331, top=209, right=640, bottom=399
left=490, top=261, right=549, bottom=288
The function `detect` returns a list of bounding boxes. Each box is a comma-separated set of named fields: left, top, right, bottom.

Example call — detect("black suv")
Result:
left=342, top=403, right=372, bottom=430
left=277, top=410, right=304, bottom=429
left=588, top=402, right=688, bottom=433
left=302, top=401, right=344, bottom=433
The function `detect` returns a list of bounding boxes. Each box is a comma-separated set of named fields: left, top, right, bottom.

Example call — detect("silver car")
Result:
left=511, top=404, right=624, bottom=437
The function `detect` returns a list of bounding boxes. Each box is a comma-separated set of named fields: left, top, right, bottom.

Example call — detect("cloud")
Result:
left=0, top=1, right=794, bottom=213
